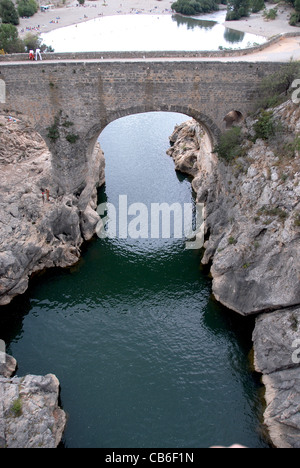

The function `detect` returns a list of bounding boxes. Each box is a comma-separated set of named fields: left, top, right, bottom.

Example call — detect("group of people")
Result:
left=41, top=189, right=50, bottom=203
left=29, top=48, right=42, bottom=61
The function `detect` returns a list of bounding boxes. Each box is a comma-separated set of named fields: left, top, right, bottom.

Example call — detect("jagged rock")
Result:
left=0, top=116, right=105, bottom=305
left=253, top=308, right=300, bottom=448
left=0, top=353, right=16, bottom=379
left=167, top=120, right=203, bottom=177
left=0, top=371, right=66, bottom=448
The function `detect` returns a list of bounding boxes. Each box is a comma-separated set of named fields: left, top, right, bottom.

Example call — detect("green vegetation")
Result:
left=0, top=26, right=54, bottom=54
left=0, top=23, right=24, bottom=53
left=47, top=122, right=60, bottom=141
left=214, top=126, right=242, bottom=161
left=66, top=133, right=79, bottom=143
left=0, top=0, right=53, bottom=53
left=289, top=0, right=300, bottom=25
left=255, top=61, right=300, bottom=110
left=226, top=0, right=250, bottom=20
left=253, top=110, right=276, bottom=141
left=17, top=0, right=38, bottom=18
left=284, top=135, right=300, bottom=158
left=47, top=113, right=79, bottom=144
left=171, top=0, right=265, bottom=16
left=294, top=212, right=300, bottom=227
left=171, top=0, right=219, bottom=15
left=263, top=7, right=278, bottom=20
left=11, top=398, right=22, bottom=417
left=257, top=205, right=288, bottom=221
left=0, top=0, right=19, bottom=25
left=251, top=0, right=265, bottom=12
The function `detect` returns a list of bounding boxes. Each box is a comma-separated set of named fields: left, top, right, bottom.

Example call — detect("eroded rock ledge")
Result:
left=0, top=115, right=105, bottom=306
left=0, top=353, right=66, bottom=448
left=167, top=103, right=300, bottom=448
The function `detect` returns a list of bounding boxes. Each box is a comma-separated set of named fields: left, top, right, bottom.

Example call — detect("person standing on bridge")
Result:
left=35, top=48, right=42, bottom=61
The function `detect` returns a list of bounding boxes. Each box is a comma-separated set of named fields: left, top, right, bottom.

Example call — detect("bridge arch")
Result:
left=85, top=105, right=220, bottom=162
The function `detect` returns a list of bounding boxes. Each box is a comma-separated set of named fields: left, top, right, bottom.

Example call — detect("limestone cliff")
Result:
left=0, top=115, right=105, bottom=306
left=167, top=103, right=300, bottom=448
left=0, top=353, right=66, bottom=448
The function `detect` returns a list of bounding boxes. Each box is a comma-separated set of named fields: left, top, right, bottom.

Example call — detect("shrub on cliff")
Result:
left=214, top=126, right=242, bottom=161
left=253, top=110, right=276, bottom=141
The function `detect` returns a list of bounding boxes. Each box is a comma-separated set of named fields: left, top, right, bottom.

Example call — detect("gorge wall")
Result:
left=0, top=115, right=105, bottom=306
left=167, top=103, right=300, bottom=448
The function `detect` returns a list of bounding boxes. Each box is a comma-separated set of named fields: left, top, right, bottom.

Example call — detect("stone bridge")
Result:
left=0, top=56, right=283, bottom=194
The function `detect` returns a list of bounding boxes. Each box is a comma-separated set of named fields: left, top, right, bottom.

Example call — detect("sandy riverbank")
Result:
left=17, top=0, right=300, bottom=39
left=18, top=0, right=175, bottom=36
left=225, top=4, right=300, bottom=37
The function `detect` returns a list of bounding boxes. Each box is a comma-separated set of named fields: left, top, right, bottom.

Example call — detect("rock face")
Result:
left=167, top=102, right=300, bottom=448
left=168, top=106, right=300, bottom=317
left=0, top=115, right=105, bottom=306
left=0, top=354, right=66, bottom=448
left=253, top=308, right=300, bottom=448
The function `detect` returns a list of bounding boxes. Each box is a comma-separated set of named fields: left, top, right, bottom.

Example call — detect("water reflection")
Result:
left=172, top=13, right=245, bottom=44
left=224, top=27, right=245, bottom=43
left=172, top=13, right=217, bottom=30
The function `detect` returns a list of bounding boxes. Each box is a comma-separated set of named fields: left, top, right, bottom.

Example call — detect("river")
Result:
left=0, top=112, right=269, bottom=448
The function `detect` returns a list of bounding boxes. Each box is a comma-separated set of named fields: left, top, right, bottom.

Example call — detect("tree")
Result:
left=0, top=0, right=19, bottom=25
left=23, top=32, right=54, bottom=52
left=17, top=0, right=38, bottom=17
left=171, top=0, right=219, bottom=15
left=226, top=0, right=250, bottom=20
left=0, top=23, right=24, bottom=53
left=251, top=0, right=265, bottom=13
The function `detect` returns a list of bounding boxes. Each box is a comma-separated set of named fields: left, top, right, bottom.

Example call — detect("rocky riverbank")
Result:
left=0, top=352, right=66, bottom=448
left=0, top=115, right=105, bottom=306
left=167, top=101, right=300, bottom=448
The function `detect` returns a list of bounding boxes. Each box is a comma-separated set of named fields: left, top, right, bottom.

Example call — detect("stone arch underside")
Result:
left=85, top=105, right=221, bottom=159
